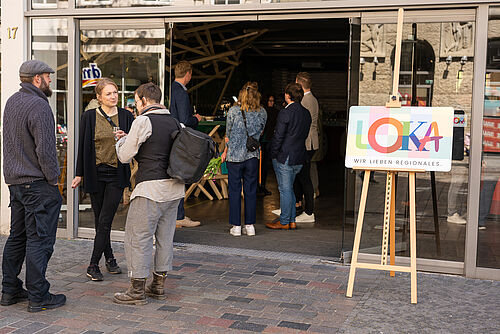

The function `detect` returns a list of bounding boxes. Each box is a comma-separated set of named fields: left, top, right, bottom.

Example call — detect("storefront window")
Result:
left=351, top=21, right=474, bottom=262
left=31, top=18, right=69, bottom=228
left=76, top=0, right=172, bottom=7
left=78, top=24, right=165, bottom=231
left=31, top=0, right=68, bottom=9
left=478, top=15, right=500, bottom=269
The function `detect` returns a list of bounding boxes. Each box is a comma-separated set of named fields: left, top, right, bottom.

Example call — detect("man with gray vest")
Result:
left=113, top=83, right=185, bottom=305
left=1, top=60, right=66, bottom=312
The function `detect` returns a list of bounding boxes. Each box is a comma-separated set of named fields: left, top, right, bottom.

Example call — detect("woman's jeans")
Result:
left=227, top=158, right=259, bottom=226
left=273, top=158, right=303, bottom=225
left=89, top=165, right=124, bottom=265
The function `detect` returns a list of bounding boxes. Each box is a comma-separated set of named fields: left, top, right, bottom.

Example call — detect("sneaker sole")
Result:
left=86, top=273, right=103, bottom=281
left=28, top=301, right=66, bottom=313
left=112, top=297, right=147, bottom=305
left=106, top=268, right=122, bottom=274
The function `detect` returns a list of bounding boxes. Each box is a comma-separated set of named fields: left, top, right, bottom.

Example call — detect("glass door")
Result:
left=77, top=19, right=166, bottom=236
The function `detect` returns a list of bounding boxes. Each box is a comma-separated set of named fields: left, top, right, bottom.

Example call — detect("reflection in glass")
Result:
left=77, top=0, right=172, bottom=7
left=31, top=18, right=69, bottom=228
left=353, top=22, right=473, bottom=262
left=78, top=26, right=165, bottom=231
left=478, top=18, right=500, bottom=269
left=32, top=0, right=68, bottom=9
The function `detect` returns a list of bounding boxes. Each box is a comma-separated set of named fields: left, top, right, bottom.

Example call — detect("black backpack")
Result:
left=167, top=125, right=218, bottom=184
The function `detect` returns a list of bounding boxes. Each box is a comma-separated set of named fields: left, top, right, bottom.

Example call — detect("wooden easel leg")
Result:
left=409, top=172, right=417, bottom=304
left=346, top=170, right=371, bottom=298
left=381, top=172, right=393, bottom=266
left=390, top=172, right=396, bottom=277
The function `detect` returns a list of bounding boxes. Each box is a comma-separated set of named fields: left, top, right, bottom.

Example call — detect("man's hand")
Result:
left=194, top=114, right=202, bottom=121
left=71, top=176, right=82, bottom=189
left=114, top=130, right=127, bottom=140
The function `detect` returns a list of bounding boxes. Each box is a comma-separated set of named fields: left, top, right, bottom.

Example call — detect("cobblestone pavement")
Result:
left=0, top=236, right=498, bottom=333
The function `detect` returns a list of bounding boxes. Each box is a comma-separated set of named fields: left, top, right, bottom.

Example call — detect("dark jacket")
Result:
left=3, top=82, right=59, bottom=185
left=170, top=81, right=198, bottom=129
left=271, top=102, right=312, bottom=166
left=262, top=105, right=279, bottom=142
left=76, top=107, right=135, bottom=193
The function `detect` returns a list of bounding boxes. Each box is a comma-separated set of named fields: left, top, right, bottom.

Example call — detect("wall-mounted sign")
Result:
left=82, top=63, right=102, bottom=88
left=345, top=106, right=454, bottom=172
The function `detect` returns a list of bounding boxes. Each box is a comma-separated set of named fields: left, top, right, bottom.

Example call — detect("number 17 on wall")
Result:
left=7, top=27, right=18, bottom=39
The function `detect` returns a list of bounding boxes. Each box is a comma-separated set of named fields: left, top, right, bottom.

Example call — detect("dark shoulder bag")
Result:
left=240, top=109, right=260, bottom=152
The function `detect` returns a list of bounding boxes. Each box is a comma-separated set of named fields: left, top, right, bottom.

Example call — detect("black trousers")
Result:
left=89, top=165, right=123, bottom=265
left=293, top=150, right=316, bottom=215
left=2, top=180, right=62, bottom=302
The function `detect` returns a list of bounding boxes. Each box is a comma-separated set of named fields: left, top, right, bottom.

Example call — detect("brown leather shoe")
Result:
left=266, top=221, right=290, bottom=229
left=289, top=222, right=297, bottom=230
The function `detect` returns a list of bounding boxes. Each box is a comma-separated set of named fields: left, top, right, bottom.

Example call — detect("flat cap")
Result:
left=19, top=60, right=55, bottom=77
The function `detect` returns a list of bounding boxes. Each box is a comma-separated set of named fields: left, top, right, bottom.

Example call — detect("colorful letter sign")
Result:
left=82, top=63, right=102, bottom=88
left=345, top=106, right=454, bottom=172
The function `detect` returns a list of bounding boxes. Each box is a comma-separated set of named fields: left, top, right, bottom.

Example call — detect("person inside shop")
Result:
left=221, top=82, right=267, bottom=236
left=258, top=94, right=279, bottom=197
left=113, top=82, right=185, bottom=305
left=293, top=72, right=319, bottom=223
left=266, top=83, right=311, bottom=230
left=170, top=60, right=202, bottom=228
left=72, top=78, right=135, bottom=281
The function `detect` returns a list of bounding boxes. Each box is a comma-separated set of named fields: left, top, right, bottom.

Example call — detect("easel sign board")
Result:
left=345, top=106, right=454, bottom=172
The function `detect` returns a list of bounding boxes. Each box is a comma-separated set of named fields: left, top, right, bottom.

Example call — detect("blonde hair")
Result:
left=95, top=78, right=118, bottom=96
left=238, top=82, right=261, bottom=112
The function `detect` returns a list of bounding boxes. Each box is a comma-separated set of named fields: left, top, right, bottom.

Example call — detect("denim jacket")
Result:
left=226, top=106, right=267, bottom=162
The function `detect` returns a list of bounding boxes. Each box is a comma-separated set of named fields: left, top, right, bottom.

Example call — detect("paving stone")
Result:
left=166, top=274, right=185, bottom=280
left=157, top=305, right=181, bottom=312
left=11, top=322, right=50, bottom=334
left=278, top=320, right=311, bottom=331
left=229, top=321, right=267, bottom=332
left=252, top=271, right=277, bottom=277
left=180, top=263, right=202, bottom=268
left=196, top=269, right=226, bottom=276
left=223, top=272, right=253, bottom=279
left=278, top=278, right=310, bottom=285
left=81, top=331, right=103, bottom=334
left=225, top=296, right=253, bottom=303
left=220, top=313, right=251, bottom=322
left=31, top=325, right=66, bottom=334
left=278, top=302, right=304, bottom=310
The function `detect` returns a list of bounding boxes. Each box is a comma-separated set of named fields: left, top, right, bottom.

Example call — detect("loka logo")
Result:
left=355, top=118, right=443, bottom=154
left=82, top=63, right=102, bottom=88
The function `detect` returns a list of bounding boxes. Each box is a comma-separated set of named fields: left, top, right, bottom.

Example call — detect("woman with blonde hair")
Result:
left=72, top=78, right=135, bottom=281
left=222, top=82, right=267, bottom=236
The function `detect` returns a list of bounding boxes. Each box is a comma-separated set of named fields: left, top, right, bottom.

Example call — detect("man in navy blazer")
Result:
left=170, top=61, right=202, bottom=228
left=266, top=83, right=311, bottom=230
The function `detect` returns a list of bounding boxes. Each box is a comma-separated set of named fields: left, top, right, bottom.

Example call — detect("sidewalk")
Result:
left=0, top=236, right=498, bottom=333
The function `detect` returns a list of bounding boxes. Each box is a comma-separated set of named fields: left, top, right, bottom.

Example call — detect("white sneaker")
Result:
left=272, top=209, right=281, bottom=216
left=242, top=225, right=255, bottom=236
left=479, top=226, right=487, bottom=230
left=176, top=216, right=201, bottom=228
left=230, top=226, right=241, bottom=236
left=295, top=212, right=315, bottom=223
left=447, top=213, right=466, bottom=224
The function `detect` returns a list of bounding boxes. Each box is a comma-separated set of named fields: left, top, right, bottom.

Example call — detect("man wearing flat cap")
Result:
left=1, top=60, right=66, bottom=312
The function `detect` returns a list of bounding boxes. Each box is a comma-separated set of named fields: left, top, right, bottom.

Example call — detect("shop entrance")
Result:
left=76, top=17, right=358, bottom=259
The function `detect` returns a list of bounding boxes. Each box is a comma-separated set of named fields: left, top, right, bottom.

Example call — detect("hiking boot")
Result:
left=28, top=293, right=66, bottom=313
left=113, top=278, right=147, bottom=305
left=86, top=264, right=104, bottom=281
left=1, top=289, right=28, bottom=306
left=105, top=258, right=122, bottom=274
left=146, top=272, right=167, bottom=300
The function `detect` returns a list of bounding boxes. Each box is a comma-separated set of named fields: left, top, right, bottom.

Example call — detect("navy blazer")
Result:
left=170, top=81, right=198, bottom=129
left=75, top=107, right=134, bottom=193
left=271, top=102, right=312, bottom=166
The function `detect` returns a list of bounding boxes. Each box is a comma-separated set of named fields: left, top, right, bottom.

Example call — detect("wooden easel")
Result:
left=346, top=8, right=421, bottom=304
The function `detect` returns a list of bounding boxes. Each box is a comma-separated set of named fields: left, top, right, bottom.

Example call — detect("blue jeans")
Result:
left=273, top=158, right=302, bottom=225
left=2, top=180, right=62, bottom=302
left=227, top=158, right=258, bottom=226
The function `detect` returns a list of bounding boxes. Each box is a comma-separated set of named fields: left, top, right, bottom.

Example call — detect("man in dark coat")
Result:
left=1, top=60, right=66, bottom=312
left=170, top=61, right=202, bottom=228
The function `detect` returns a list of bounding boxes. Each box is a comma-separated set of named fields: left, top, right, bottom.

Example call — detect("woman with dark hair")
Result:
left=222, top=82, right=267, bottom=236
left=72, top=78, right=135, bottom=281
left=258, top=94, right=279, bottom=196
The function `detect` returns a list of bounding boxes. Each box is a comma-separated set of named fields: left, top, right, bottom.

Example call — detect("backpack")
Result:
left=167, top=125, right=218, bottom=184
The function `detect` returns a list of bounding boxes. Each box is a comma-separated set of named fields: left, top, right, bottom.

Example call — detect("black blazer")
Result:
left=170, top=81, right=199, bottom=129
left=75, top=107, right=135, bottom=193
left=271, top=102, right=312, bottom=166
